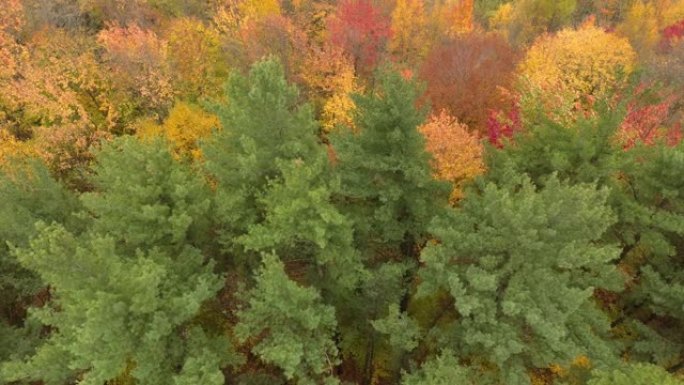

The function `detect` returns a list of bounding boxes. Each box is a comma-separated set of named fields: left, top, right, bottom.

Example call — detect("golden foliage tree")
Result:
left=618, top=1, right=660, bottom=59
left=0, top=130, right=41, bottom=171
left=300, top=45, right=359, bottom=132
left=518, top=23, right=636, bottom=123
left=165, top=17, right=226, bottom=100
left=238, top=0, right=281, bottom=21
left=389, top=0, right=429, bottom=65
left=137, top=101, right=219, bottom=160
left=418, top=110, right=485, bottom=202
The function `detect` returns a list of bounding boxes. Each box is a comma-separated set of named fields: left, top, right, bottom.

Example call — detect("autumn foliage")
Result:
left=3, top=1, right=684, bottom=385
left=419, top=110, right=485, bottom=201
left=328, top=0, right=391, bottom=75
left=661, top=19, right=684, bottom=51
left=518, top=23, right=636, bottom=123
left=420, top=32, right=518, bottom=133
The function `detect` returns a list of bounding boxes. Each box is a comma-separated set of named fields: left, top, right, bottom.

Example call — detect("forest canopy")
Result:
left=1, top=1, right=684, bottom=385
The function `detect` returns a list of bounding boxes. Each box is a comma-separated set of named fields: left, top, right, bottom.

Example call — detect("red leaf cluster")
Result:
left=419, top=32, right=518, bottom=133
left=328, top=0, right=391, bottom=75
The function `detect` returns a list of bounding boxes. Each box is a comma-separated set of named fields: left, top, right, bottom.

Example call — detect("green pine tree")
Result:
left=0, top=159, right=80, bottom=364
left=418, top=174, right=623, bottom=384
left=203, top=57, right=322, bottom=255
left=1, top=138, right=238, bottom=385
left=330, top=68, right=450, bottom=255
left=235, top=253, right=340, bottom=385
left=484, top=108, right=684, bottom=369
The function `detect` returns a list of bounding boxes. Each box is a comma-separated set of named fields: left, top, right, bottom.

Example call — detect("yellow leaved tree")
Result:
left=431, top=0, right=474, bottom=38
left=165, top=17, right=226, bottom=101
left=0, top=130, right=41, bottom=172
left=618, top=1, right=660, bottom=58
left=517, top=23, right=636, bottom=123
left=137, top=102, right=219, bottom=160
left=418, top=110, right=485, bottom=203
left=238, top=0, right=281, bottom=21
left=618, top=0, right=684, bottom=58
left=300, top=45, right=360, bottom=133
left=389, top=0, right=429, bottom=65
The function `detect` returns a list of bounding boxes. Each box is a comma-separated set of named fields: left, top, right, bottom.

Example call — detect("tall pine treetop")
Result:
left=331, top=69, right=450, bottom=249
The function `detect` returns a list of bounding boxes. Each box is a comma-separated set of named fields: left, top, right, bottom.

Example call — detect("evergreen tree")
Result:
left=235, top=253, right=339, bottom=385
left=330, top=68, right=450, bottom=254
left=203, top=57, right=365, bottom=294
left=417, top=174, right=623, bottom=384
left=484, top=109, right=684, bottom=369
left=326, top=68, right=450, bottom=384
left=586, top=363, right=684, bottom=385
left=0, top=138, right=238, bottom=385
left=0, top=160, right=80, bottom=363
left=400, top=350, right=474, bottom=385
left=203, top=58, right=321, bottom=251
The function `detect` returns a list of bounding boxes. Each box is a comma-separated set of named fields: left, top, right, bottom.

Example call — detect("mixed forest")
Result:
left=1, top=0, right=684, bottom=384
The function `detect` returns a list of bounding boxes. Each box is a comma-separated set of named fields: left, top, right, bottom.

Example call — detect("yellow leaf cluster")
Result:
left=518, top=24, right=636, bottom=122
left=238, top=0, right=281, bottom=21
left=0, top=130, right=41, bottom=171
left=661, top=0, right=684, bottom=25
left=321, top=91, right=356, bottom=133
left=301, top=46, right=359, bottom=132
left=389, top=0, right=429, bottom=64
left=418, top=110, right=484, bottom=202
left=489, top=2, right=515, bottom=40
left=321, top=60, right=358, bottom=132
left=618, top=1, right=660, bottom=58
left=137, top=102, right=219, bottom=160
left=431, top=0, right=474, bottom=38
left=165, top=17, right=225, bottom=100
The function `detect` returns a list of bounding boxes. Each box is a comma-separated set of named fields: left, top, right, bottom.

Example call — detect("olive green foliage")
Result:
left=0, top=138, right=236, bottom=385
left=587, top=363, right=684, bottom=385
left=0, top=160, right=80, bottom=363
left=235, top=253, right=340, bottom=385
left=401, top=350, right=473, bottom=385
left=330, top=68, right=450, bottom=250
left=418, top=174, right=623, bottom=384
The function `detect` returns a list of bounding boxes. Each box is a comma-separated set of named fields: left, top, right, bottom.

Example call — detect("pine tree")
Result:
left=400, top=350, right=473, bottom=385
left=235, top=253, right=339, bottom=385
left=203, top=57, right=365, bottom=292
left=587, top=363, right=684, bottom=385
left=0, top=138, right=238, bottom=385
left=330, top=68, right=450, bottom=253
left=203, top=58, right=322, bottom=254
left=417, top=174, right=623, bottom=384
left=0, top=159, right=79, bottom=363
left=326, top=68, right=450, bottom=384
left=484, top=109, right=684, bottom=369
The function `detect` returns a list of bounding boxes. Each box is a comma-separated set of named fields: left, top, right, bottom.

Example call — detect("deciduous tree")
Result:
left=418, top=110, right=485, bottom=202
left=137, top=101, right=219, bottom=160
left=517, top=24, right=636, bottom=124
left=420, top=32, right=518, bottom=133
left=97, top=24, right=174, bottom=118
left=328, top=0, right=391, bottom=76
left=165, top=17, right=226, bottom=100
left=389, top=0, right=429, bottom=65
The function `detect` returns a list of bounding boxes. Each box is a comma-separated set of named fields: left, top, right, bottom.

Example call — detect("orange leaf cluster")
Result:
left=419, top=110, right=485, bottom=202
